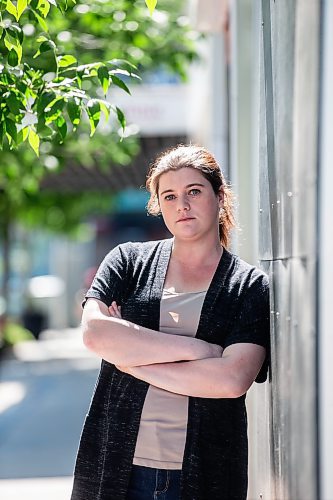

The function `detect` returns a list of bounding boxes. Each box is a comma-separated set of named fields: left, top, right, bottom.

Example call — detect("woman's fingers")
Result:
left=109, top=301, right=122, bottom=318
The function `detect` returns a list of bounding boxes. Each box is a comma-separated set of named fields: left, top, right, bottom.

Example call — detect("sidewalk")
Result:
left=0, top=328, right=100, bottom=500
left=0, top=477, right=74, bottom=500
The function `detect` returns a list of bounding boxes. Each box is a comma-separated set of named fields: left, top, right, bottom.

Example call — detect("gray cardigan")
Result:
left=71, top=238, right=270, bottom=500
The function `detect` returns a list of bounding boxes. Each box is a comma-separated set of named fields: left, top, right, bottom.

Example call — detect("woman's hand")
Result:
left=109, top=301, right=122, bottom=319
left=209, top=343, right=223, bottom=358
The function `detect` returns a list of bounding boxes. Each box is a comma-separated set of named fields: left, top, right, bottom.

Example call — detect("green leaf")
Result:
left=28, top=127, right=40, bottom=156
left=97, top=65, right=109, bottom=96
left=76, top=62, right=102, bottom=73
left=36, top=0, right=50, bottom=17
left=76, top=68, right=83, bottom=89
left=0, top=121, right=6, bottom=146
left=98, top=100, right=110, bottom=122
left=4, top=33, right=23, bottom=64
left=67, top=99, right=81, bottom=130
left=4, top=34, right=17, bottom=51
left=32, top=9, right=49, bottom=31
left=6, top=0, right=18, bottom=20
left=145, top=0, right=157, bottom=15
left=110, top=69, right=140, bottom=80
left=34, top=39, right=56, bottom=57
left=41, top=39, right=56, bottom=52
left=7, top=92, right=21, bottom=114
left=107, top=59, right=140, bottom=80
left=108, top=59, right=138, bottom=72
left=86, top=99, right=100, bottom=137
left=58, top=55, right=77, bottom=68
left=45, top=98, right=64, bottom=124
left=36, top=91, right=56, bottom=114
left=16, top=81, right=28, bottom=99
left=6, top=117, right=17, bottom=143
left=16, top=126, right=29, bottom=144
left=7, top=24, right=23, bottom=44
left=17, top=0, right=28, bottom=19
left=36, top=118, right=54, bottom=138
left=110, top=74, right=130, bottom=95
left=116, top=106, right=126, bottom=131
left=8, top=48, right=18, bottom=66
left=55, top=115, right=67, bottom=142
left=41, top=39, right=55, bottom=52
left=47, top=77, right=76, bottom=88
left=4, top=32, right=19, bottom=49
left=36, top=34, right=49, bottom=43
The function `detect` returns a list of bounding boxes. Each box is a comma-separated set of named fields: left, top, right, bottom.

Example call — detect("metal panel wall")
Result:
left=230, top=4, right=273, bottom=498
left=192, top=1, right=323, bottom=497
left=258, top=1, right=320, bottom=499
left=318, top=1, right=333, bottom=498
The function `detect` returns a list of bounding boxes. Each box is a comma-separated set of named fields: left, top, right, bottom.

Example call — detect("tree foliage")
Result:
left=0, top=0, right=143, bottom=156
left=0, top=0, right=200, bottom=333
left=0, top=0, right=198, bottom=213
left=0, top=0, right=196, bottom=156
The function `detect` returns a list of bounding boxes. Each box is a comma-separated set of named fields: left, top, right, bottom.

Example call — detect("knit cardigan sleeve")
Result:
left=223, top=268, right=270, bottom=382
left=82, top=243, right=130, bottom=308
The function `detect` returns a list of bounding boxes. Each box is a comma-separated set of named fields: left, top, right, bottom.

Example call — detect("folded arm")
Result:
left=117, top=343, right=266, bottom=398
left=81, top=298, right=223, bottom=367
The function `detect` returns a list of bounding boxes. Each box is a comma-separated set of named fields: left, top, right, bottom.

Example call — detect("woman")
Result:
left=71, top=145, right=270, bottom=500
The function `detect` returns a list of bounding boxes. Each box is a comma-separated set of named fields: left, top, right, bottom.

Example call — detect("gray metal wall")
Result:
left=258, top=1, right=320, bottom=499
left=318, top=2, right=333, bottom=499
left=190, top=1, right=328, bottom=497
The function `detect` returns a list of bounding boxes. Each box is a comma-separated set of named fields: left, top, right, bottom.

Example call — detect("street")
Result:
left=0, top=328, right=100, bottom=500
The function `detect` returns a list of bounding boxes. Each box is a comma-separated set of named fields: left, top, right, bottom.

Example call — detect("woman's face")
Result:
left=157, top=167, right=223, bottom=243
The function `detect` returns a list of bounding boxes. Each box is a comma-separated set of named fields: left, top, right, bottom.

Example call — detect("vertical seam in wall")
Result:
left=261, top=0, right=278, bottom=260
left=316, top=1, right=325, bottom=499
left=260, top=1, right=276, bottom=497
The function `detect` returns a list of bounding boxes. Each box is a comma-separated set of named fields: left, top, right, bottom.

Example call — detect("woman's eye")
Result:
left=164, top=194, right=176, bottom=201
left=189, top=189, right=201, bottom=196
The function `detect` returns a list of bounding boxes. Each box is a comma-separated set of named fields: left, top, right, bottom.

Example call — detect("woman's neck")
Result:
left=171, top=237, right=223, bottom=267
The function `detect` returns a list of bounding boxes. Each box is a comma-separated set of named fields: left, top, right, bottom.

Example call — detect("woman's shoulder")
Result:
left=106, top=237, right=172, bottom=263
left=224, top=249, right=269, bottom=291
left=118, top=237, right=171, bottom=253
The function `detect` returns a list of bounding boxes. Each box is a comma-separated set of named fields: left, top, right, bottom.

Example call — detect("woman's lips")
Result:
left=176, top=217, right=195, bottom=222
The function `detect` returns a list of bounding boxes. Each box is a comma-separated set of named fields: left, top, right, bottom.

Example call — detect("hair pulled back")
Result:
left=146, top=144, right=236, bottom=248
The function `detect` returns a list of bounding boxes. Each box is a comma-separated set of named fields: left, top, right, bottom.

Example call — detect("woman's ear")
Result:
left=218, top=187, right=224, bottom=206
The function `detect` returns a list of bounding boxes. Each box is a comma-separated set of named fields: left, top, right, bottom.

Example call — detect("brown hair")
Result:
left=146, top=144, right=236, bottom=248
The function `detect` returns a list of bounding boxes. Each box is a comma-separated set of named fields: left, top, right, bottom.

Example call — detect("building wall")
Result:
left=255, top=1, right=320, bottom=498
left=318, top=1, right=333, bottom=499
left=191, top=1, right=328, bottom=498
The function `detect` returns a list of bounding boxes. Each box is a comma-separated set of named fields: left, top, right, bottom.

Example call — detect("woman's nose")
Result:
left=177, top=194, right=190, bottom=211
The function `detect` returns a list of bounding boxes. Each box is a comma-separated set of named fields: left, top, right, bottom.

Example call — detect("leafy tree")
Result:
left=0, top=0, right=195, bottom=152
left=0, top=2, right=138, bottom=154
left=0, top=0, right=199, bottom=335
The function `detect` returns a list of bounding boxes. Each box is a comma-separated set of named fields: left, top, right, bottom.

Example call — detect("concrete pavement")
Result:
left=0, top=328, right=100, bottom=500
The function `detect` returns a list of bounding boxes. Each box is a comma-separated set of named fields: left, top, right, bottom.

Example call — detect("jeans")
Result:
left=126, top=465, right=181, bottom=500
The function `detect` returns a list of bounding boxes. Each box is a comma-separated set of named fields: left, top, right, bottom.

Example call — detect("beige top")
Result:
left=133, top=288, right=207, bottom=469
